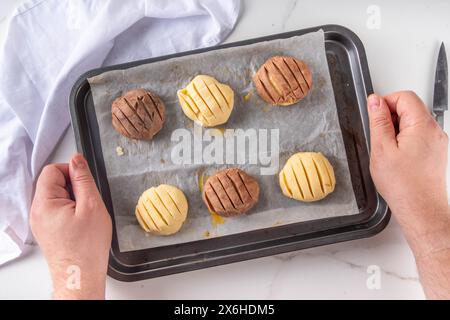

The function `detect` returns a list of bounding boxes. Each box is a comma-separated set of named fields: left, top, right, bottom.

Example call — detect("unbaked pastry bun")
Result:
left=253, top=56, right=312, bottom=106
left=279, top=152, right=335, bottom=202
left=202, top=168, right=260, bottom=217
left=135, top=184, right=188, bottom=235
left=177, top=75, right=234, bottom=127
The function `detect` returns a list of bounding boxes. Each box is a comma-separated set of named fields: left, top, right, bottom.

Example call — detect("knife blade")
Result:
left=433, top=42, right=448, bottom=129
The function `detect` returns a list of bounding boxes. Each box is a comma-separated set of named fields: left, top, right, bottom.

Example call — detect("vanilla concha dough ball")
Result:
left=135, top=184, right=188, bottom=235
left=279, top=152, right=335, bottom=202
left=177, top=75, right=234, bottom=127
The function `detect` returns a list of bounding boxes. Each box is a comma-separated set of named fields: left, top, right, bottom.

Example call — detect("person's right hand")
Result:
left=367, top=91, right=450, bottom=299
left=368, top=91, right=448, bottom=231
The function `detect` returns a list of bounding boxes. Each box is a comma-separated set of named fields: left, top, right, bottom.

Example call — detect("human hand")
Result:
left=30, top=154, right=112, bottom=300
left=367, top=91, right=449, bottom=239
left=367, top=91, right=450, bottom=299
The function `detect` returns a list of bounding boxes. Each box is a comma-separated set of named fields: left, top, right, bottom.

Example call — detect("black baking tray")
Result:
left=69, top=24, right=390, bottom=282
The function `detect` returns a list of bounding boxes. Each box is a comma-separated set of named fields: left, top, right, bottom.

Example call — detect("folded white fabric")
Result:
left=0, top=0, right=240, bottom=265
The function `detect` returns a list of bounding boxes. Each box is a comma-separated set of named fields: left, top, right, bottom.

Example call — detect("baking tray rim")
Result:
left=69, top=24, right=390, bottom=281
left=71, top=24, right=368, bottom=92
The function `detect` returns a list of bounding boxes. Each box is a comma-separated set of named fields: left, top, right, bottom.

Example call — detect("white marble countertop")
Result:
left=1, top=0, right=449, bottom=299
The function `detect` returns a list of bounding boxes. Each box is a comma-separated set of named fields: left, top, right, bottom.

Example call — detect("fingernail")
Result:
left=368, top=94, right=380, bottom=111
left=72, top=154, right=86, bottom=169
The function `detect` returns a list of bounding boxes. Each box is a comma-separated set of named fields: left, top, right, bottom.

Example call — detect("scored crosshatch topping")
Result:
left=279, top=152, right=335, bottom=202
left=135, top=184, right=188, bottom=235
left=253, top=56, right=313, bottom=106
left=177, top=75, right=234, bottom=127
left=202, top=168, right=260, bottom=217
left=112, top=88, right=165, bottom=140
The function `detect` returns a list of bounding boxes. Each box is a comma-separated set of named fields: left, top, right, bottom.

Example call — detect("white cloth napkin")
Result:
left=0, top=0, right=240, bottom=266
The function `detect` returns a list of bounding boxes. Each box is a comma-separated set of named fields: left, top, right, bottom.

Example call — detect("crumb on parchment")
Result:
left=203, top=231, right=210, bottom=238
left=116, top=146, right=125, bottom=156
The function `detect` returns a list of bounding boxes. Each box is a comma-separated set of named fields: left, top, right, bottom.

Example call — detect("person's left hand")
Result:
left=30, top=154, right=112, bottom=300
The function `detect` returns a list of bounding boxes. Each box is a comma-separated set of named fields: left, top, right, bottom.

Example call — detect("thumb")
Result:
left=69, top=153, right=100, bottom=206
left=367, top=94, right=397, bottom=153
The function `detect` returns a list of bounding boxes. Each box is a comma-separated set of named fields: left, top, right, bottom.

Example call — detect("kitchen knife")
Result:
left=433, top=42, right=448, bottom=129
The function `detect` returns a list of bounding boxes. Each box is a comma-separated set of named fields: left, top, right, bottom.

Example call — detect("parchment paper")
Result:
left=88, top=30, right=359, bottom=252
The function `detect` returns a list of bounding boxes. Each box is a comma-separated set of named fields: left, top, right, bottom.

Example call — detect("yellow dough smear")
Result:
left=243, top=91, right=252, bottom=102
left=198, top=171, right=225, bottom=226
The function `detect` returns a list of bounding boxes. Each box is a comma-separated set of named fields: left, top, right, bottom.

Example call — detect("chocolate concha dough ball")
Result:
left=279, top=152, right=335, bottom=202
left=253, top=56, right=313, bottom=106
left=112, top=89, right=165, bottom=140
left=202, top=168, right=260, bottom=217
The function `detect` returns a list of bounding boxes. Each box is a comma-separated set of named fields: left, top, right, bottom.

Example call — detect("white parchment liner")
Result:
left=88, top=30, right=358, bottom=252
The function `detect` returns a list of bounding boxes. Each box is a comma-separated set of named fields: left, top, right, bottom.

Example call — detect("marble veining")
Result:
left=281, top=0, right=298, bottom=31
left=1, top=0, right=448, bottom=299
left=273, top=248, right=419, bottom=282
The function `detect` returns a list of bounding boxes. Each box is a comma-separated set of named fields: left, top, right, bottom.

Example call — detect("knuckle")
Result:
left=406, top=91, right=428, bottom=109
left=417, top=118, right=433, bottom=131
left=427, top=118, right=448, bottom=142
left=73, top=172, right=93, bottom=185
left=399, top=90, right=420, bottom=101
left=427, top=116, right=439, bottom=127
left=371, top=116, right=390, bottom=129
left=439, top=130, right=448, bottom=143
left=403, top=90, right=417, bottom=98
left=40, top=164, right=57, bottom=177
